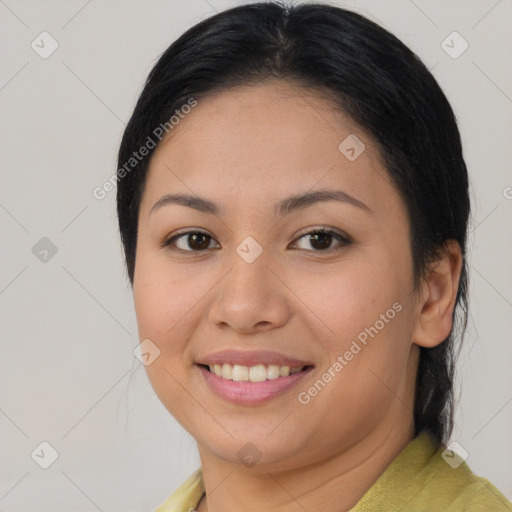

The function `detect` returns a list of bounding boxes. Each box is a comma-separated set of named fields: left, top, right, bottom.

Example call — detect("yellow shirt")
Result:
left=155, top=431, right=512, bottom=511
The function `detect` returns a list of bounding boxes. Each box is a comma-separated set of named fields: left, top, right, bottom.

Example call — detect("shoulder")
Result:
left=154, top=468, right=204, bottom=512
left=422, top=446, right=512, bottom=511
left=351, top=431, right=512, bottom=511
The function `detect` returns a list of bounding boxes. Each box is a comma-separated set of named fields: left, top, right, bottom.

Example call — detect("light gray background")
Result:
left=1, top=0, right=511, bottom=510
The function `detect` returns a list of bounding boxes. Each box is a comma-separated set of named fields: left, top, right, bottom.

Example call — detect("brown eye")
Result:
left=308, top=232, right=333, bottom=250
left=293, top=229, right=352, bottom=252
left=164, top=231, right=219, bottom=252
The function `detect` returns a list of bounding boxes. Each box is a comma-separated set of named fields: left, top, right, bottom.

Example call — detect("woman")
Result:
left=116, top=2, right=512, bottom=511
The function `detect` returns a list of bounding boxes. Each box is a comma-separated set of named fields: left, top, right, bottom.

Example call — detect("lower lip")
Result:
left=197, top=365, right=313, bottom=405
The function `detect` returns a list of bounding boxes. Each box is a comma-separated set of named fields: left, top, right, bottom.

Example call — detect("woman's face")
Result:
left=133, top=81, right=422, bottom=470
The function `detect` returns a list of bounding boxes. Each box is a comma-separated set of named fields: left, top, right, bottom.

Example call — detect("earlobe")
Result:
left=412, top=240, right=463, bottom=349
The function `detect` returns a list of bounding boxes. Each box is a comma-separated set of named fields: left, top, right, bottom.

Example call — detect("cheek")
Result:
left=133, top=254, right=198, bottom=344
left=287, top=255, right=407, bottom=347
left=132, top=255, right=196, bottom=387
left=133, top=257, right=199, bottom=423
left=288, top=251, right=414, bottom=402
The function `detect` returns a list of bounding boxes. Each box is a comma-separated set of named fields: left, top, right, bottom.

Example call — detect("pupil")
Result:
left=189, top=233, right=210, bottom=250
left=310, top=232, right=331, bottom=250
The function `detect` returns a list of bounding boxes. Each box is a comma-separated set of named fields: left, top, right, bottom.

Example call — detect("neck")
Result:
left=196, top=416, right=415, bottom=512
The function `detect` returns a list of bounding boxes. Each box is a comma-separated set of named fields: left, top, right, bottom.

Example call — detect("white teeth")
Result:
left=207, top=363, right=305, bottom=381
left=221, top=363, right=232, bottom=379
left=232, top=364, right=249, bottom=381
left=266, top=364, right=280, bottom=380
left=249, top=364, right=267, bottom=382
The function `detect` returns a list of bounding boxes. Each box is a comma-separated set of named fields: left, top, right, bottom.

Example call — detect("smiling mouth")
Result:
left=199, top=363, right=313, bottom=382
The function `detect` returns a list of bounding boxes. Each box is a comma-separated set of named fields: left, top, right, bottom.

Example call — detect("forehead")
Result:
left=141, top=81, right=399, bottom=218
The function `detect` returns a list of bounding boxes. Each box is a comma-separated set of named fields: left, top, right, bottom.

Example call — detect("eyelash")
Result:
left=161, top=227, right=352, bottom=254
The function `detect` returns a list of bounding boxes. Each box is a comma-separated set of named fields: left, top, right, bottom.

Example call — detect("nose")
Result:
left=207, top=244, right=291, bottom=335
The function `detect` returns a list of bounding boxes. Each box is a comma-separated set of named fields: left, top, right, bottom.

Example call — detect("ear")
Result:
left=412, top=240, right=463, bottom=348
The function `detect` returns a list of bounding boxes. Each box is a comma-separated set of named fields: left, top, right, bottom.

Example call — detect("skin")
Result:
left=132, top=80, right=462, bottom=512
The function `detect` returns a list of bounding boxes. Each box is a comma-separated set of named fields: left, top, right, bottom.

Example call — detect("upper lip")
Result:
left=196, top=349, right=313, bottom=368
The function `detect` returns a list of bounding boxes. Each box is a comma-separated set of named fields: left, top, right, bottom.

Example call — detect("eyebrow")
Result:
left=149, top=188, right=371, bottom=217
